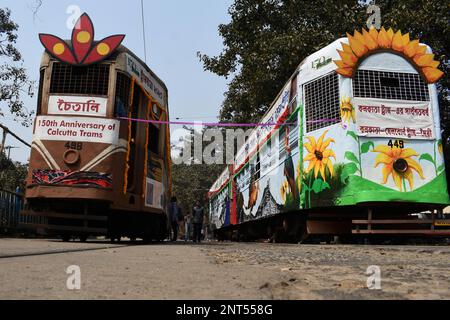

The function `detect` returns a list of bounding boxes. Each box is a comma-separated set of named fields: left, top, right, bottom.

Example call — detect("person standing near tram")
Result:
left=169, top=196, right=182, bottom=241
left=192, top=201, right=204, bottom=243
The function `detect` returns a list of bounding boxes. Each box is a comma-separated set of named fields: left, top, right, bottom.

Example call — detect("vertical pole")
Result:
left=0, top=128, right=7, bottom=156
left=368, top=208, right=373, bottom=231
left=141, top=0, right=148, bottom=64
left=431, top=209, right=436, bottom=231
left=0, top=129, right=7, bottom=190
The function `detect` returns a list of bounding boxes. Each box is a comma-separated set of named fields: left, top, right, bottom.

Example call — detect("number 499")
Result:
left=387, top=140, right=404, bottom=149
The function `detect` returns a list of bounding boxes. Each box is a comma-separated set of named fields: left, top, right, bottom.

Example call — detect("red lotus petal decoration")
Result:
left=71, top=13, right=94, bottom=63
left=83, top=35, right=126, bottom=65
left=39, top=13, right=125, bottom=66
left=39, top=34, right=77, bottom=64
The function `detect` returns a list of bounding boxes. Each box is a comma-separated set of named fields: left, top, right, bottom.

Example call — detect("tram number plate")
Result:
left=434, top=221, right=450, bottom=227
left=65, top=141, right=83, bottom=151
left=388, top=140, right=404, bottom=149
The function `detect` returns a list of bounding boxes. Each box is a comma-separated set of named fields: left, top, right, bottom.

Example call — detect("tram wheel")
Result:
left=62, top=235, right=71, bottom=242
left=79, top=235, right=88, bottom=242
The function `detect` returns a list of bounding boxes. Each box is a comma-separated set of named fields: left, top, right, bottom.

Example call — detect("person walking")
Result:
left=192, top=201, right=204, bottom=243
left=169, top=196, right=181, bottom=241
left=184, top=212, right=192, bottom=241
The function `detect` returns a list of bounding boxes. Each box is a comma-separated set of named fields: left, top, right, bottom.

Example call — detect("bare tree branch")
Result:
left=28, top=0, right=43, bottom=23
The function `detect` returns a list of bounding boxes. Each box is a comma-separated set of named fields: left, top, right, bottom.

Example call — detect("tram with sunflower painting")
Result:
left=20, top=13, right=172, bottom=242
left=208, top=27, right=450, bottom=242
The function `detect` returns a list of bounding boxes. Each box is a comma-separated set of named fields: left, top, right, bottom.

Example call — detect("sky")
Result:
left=1, top=0, right=233, bottom=162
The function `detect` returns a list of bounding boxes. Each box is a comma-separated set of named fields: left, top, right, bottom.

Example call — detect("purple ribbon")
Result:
left=118, top=117, right=296, bottom=127
left=117, top=117, right=340, bottom=127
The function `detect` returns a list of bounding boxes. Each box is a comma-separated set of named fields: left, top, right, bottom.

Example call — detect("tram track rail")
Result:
left=0, top=242, right=129, bottom=260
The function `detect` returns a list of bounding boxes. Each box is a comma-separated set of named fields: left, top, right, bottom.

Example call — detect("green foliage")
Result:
left=346, top=130, right=359, bottom=143
left=360, top=141, right=374, bottom=154
left=0, top=153, right=27, bottom=192
left=341, top=162, right=359, bottom=185
left=344, top=151, right=359, bottom=165
left=171, top=162, right=225, bottom=222
left=0, top=8, right=34, bottom=126
left=419, top=153, right=435, bottom=165
left=311, top=178, right=330, bottom=194
left=284, top=190, right=299, bottom=210
left=200, top=0, right=449, bottom=131
left=171, top=128, right=226, bottom=220
left=304, top=162, right=346, bottom=208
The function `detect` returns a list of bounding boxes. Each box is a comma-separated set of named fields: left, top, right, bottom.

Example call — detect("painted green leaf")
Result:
left=341, top=162, right=359, bottom=184
left=311, top=179, right=330, bottom=194
left=302, top=182, right=310, bottom=192
left=360, top=141, right=375, bottom=154
left=285, top=192, right=296, bottom=209
left=438, top=164, right=445, bottom=172
left=419, top=153, right=435, bottom=165
left=345, top=151, right=359, bottom=164
left=346, top=131, right=358, bottom=142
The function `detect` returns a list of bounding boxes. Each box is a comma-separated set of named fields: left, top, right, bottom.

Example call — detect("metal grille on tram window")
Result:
left=49, top=62, right=110, bottom=95
left=114, top=72, right=131, bottom=117
left=304, top=72, right=340, bottom=133
left=279, top=123, right=299, bottom=158
left=353, top=69, right=430, bottom=102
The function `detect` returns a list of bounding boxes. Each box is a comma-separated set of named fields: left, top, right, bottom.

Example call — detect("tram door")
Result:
left=127, top=87, right=146, bottom=195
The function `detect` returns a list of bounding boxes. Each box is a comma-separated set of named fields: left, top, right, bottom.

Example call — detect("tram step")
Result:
left=20, top=210, right=107, bottom=221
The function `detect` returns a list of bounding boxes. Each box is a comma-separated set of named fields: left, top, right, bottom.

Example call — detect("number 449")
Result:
left=387, top=140, right=404, bottom=149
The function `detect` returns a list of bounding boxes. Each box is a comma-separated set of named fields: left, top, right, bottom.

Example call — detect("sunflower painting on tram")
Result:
left=334, top=27, right=444, bottom=83
left=304, top=130, right=336, bottom=182
left=372, top=145, right=425, bottom=192
left=340, top=96, right=355, bottom=124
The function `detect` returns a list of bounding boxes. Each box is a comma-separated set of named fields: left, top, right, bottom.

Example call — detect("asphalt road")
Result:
left=0, top=238, right=448, bottom=299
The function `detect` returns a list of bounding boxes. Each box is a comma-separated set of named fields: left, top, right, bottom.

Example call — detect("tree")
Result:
left=0, top=152, right=27, bottom=192
left=0, top=8, right=34, bottom=126
left=171, top=127, right=226, bottom=219
left=200, top=0, right=449, bottom=129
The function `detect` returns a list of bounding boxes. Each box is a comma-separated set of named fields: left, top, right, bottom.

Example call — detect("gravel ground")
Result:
left=0, top=238, right=448, bottom=300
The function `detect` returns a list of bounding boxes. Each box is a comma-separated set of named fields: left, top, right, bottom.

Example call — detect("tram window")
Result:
left=36, top=69, right=45, bottom=115
left=353, top=69, right=429, bottom=101
left=289, top=74, right=298, bottom=113
left=304, top=72, right=340, bottom=133
left=279, top=127, right=286, bottom=159
left=279, top=124, right=298, bottom=161
left=148, top=124, right=160, bottom=155
left=49, top=62, right=109, bottom=95
left=380, top=77, right=400, bottom=88
left=115, top=72, right=131, bottom=117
